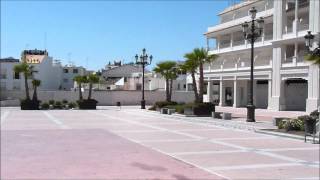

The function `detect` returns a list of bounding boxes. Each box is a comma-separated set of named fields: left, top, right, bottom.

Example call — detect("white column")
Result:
left=309, top=0, right=320, bottom=32
left=230, top=33, right=234, bottom=50
left=207, top=80, right=212, bottom=103
left=270, top=45, right=283, bottom=111
left=293, top=42, right=298, bottom=66
left=233, top=78, right=238, bottom=107
left=219, top=78, right=225, bottom=106
left=293, top=0, right=298, bottom=35
left=217, top=36, right=220, bottom=52
left=267, top=79, right=272, bottom=109
left=306, top=64, right=320, bottom=113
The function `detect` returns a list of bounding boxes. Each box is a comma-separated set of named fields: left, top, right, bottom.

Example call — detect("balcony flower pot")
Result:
left=77, top=99, right=98, bottom=110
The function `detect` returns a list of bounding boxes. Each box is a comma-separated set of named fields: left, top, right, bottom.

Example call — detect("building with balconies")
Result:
left=204, top=0, right=319, bottom=112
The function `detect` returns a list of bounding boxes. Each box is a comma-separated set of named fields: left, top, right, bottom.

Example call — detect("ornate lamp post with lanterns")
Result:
left=241, top=7, right=264, bottom=122
left=135, top=48, right=153, bottom=109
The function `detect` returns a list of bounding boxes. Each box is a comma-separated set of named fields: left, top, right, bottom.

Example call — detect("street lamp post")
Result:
left=304, top=31, right=320, bottom=57
left=135, top=48, right=153, bottom=109
left=242, top=7, right=264, bottom=122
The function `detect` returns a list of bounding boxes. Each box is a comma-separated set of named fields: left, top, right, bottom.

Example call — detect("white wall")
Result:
left=1, top=90, right=195, bottom=106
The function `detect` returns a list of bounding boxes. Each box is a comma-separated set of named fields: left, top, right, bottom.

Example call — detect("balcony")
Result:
left=220, top=40, right=231, bottom=49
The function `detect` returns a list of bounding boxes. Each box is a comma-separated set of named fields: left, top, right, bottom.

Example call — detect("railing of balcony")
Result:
left=233, top=38, right=245, bottom=46
left=264, top=33, right=273, bottom=41
left=284, top=56, right=295, bottom=63
left=299, top=0, right=309, bottom=8
left=220, top=40, right=231, bottom=49
left=299, top=20, right=309, bottom=31
left=266, top=0, right=274, bottom=10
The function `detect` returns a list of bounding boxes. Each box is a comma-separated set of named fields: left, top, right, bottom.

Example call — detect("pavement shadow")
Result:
left=172, top=174, right=193, bottom=180
left=131, top=162, right=167, bottom=172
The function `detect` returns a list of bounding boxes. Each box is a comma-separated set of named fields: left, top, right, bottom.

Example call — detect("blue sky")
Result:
left=1, top=0, right=229, bottom=70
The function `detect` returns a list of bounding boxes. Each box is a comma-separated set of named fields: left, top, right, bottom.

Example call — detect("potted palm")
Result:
left=31, top=79, right=41, bottom=109
left=13, top=62, right=38, bottom=110
left=154, top=61, right=178, bottom=102
left=76, top=74, right=99, bottom=109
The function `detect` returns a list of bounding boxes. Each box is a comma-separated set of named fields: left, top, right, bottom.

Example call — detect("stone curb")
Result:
left=255, top=129, right=320, bottom=143
left=146, top=110, right=320, bottom=143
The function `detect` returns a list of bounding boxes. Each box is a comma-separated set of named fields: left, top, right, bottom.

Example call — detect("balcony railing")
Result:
left=299, top=0, right=309, bottom=8
left=233, top=39, right=245, bottom=46
left=264, top=34, right=273, bottom=40
left=299, top=22, right=309, bottom=31
left=220, top=41, right=231, bottom=49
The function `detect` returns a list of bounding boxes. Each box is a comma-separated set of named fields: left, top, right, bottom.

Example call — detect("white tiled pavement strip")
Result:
left=1, top=107, right=319, bottom=179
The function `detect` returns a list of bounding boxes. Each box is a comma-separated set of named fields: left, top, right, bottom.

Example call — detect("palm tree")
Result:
left=154, top=61, right=177, bottom=102
left=32, top=79, right=41, bottom=101
left=74, top=75, right=86, bottom=100
left=184, top=48, right=218, bottom=103
left=87, top=74, right=99, bottom=100
left=305, top=54, right=320, bottom=65
left=180, top=57, right=200, bottom=102
left=13, top=62, right=34, bottom=100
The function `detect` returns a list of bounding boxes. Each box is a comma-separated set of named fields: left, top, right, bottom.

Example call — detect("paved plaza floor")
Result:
left=1, top=106, right=319, bottom=179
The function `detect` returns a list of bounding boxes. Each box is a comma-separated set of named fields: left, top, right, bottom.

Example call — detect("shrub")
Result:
left=165, top=104, right=185, bottom=114
left=62, top=99, right=68, bottom=104
left=68, top=102, right=76, bottom=109
left=154, top=101, right=178, bottom=109
left=41, top=102, right=49, bottom=110
left=184, top=102, right=215, bottom=116
left=77, top=99, right=98, bottom=109
left=310, top=110, right=319, bottom=120
left=279, top=118, right=304, bottom=131
left=148, top=106, right=156, bottom=111
left=54, top=101, right=63, bottom=109
left=49, top=100, right=55, bottom=105
left=285, top=118, right=304, bottom=131
left=20, top=99, right=40, bottom=110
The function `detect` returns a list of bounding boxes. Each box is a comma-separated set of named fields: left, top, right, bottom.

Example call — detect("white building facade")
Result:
left=1, top=50, right=89, bottom=92
left=205, top=0, right=319, bottom=112
left=0, top=58, right=24, bottom=91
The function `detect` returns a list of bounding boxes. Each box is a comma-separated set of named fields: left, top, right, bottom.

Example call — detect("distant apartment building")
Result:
left=0, top=57, right=24, bottom=91
left=204, top=0, right=319, bottom=112
left=101, top=61, right=189, bottom=91
left=62, top=64, right=87, bottom=90
left=22, top=49, right=62, bottom=90
left=1, top=49, right=90, bottom=91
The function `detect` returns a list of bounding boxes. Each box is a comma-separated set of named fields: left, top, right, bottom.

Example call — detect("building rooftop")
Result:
left=0, top=57, right=19, bottom=63
left=218, top=0, right=259, bottom=15
left=102, top=64, right=150, bottom=79
left=22, top=49, right=48, bottom=56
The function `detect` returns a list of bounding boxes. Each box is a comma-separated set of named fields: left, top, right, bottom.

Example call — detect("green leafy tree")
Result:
left=154, top=61, right=178, bottom=102
left=32, top=79, right=41, bottom=101
left=13, top=62, right=35, bottom=100
left=180, top=57, right=199, bottom=102
left=305, top=54, right=320, bottom=65
left=87, top=74, right=99, bottom=100
left=184, top=48, right=218, bottom=103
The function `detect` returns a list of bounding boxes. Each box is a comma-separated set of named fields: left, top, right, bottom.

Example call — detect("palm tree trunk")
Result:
left=79, top=83, right=83, bottom=100
left=191, top=71, right=199, bottom=103
left=198, top=62, right=204, bottom=103
left=32, top=86, right=37, bottom=101
left=165, top=79, right=170, bottom=102
left=24, top=74, right=30, bottom=100
left=88, top=83, right=92, bottom=100
left=169, top=78, right=173, bottom=102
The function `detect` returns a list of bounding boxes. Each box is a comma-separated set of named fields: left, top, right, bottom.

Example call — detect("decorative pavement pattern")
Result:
left=1, top=106, right=319, bottom=179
